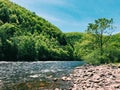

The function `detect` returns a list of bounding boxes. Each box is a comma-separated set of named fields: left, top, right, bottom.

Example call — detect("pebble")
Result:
left=0, top=80, right=3, bottom=89
left=63, top=64, right=120, bottom=90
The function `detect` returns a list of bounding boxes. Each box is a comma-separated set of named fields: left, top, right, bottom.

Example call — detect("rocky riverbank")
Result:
left=2, top=64, right=120, bottom=90
left=67, top=64, right=120, bottom=90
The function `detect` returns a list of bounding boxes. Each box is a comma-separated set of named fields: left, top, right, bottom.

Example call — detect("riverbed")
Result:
left=69, top=64, right=120, bottom=90
left=0, top=61, right=84, bottom=90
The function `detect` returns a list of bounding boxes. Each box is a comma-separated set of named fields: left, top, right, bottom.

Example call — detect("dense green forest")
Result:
left=0, top=0, right=74, bottom=61
left=0, top=0, right=120, bottom=64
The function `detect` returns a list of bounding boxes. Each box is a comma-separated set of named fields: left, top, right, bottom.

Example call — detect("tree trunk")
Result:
left=100, top=29, right=103, bottom=62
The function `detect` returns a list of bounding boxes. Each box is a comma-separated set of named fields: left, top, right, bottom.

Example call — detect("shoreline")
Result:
left=2, top=62, right=120, bottom=90
left=65, top=64, right=120, bottom=90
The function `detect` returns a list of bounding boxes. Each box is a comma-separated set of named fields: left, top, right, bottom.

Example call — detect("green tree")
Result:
left=0, top=7, right=9, bottom=23
left=0, top=23, right=16, bottom=39
left=10, top=14, right=18, bottom=23
left=0, top=23, right=18, bottom=60
left=17, top=36, right=36, bottom=61
left=0, top=39, right=3, bottom=60
left=0, top=20, right=3, bottom=26
left=86, top=18, right=113, bottom=62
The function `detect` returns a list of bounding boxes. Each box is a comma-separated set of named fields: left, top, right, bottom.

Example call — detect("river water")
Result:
left=0, top=61, right=84, bottom=90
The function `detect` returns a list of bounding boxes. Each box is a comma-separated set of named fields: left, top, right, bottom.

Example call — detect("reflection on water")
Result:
left=0, top=61, right=84, bottom=89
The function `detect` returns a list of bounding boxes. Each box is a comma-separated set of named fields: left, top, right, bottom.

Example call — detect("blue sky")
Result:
left=10, top=0, right=120, bottom=33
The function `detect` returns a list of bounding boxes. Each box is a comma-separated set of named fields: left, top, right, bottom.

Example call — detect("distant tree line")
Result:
left=66, top=18, right=120, bottom=64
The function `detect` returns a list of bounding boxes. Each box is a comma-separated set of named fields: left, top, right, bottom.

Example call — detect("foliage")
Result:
left=86, top=18, right=113, bottom=56
left=66, top=31, right=120, bottom=64
left=0, top=0, right=120, bottom=63
left=83, top=18, right=115, bottom=64
left=0, top=0, right=74, bottom=61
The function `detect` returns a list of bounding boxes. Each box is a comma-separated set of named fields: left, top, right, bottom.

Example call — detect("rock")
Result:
left=96, top=88, right=104, bottom=90
left=55, top=88, right=61, bottom=90
left=61, top=76, right=71, bottom=81
left=118, top=65, right=120, bottom=68
left=39, top=83, right=45, bottom=87
left=93, top=74, right=100, bottom=80
left=115, top=80, right=120, bottom=83
left=90, top=79, right=101, bottom=83
left=75, top=67, right=82, bottom=69
left=100, top=73, right=105, bottom=77
left=61, top=76, right=67, bottom=81
left=53, top=78, right=59, bottom=82
left=0, top=80, right=2, bottom=84
left=47, top=75, right=52, bottom=79
left=83, top=74, right=88, bottom=77
left=0, top=80, right=3, bottom=89
left=89, top=73, right=93, bottom=77
left=88, top=69, right=93, bottom=72
left=111, top=83, right=120, bottom=88
left=66, top=77, right=71, bottom=81
left=85, top=83, right=90, bottom=88
left=69, top=64, right=120, bottom=90
left=107, top=72, right=113, bottom=76
left=86, top=88, right=96, bottom=90
left=72, top=84, right=77, bottom=90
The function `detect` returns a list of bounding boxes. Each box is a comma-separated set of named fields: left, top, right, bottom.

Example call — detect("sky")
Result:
left=10, top=0, right=120, bottom=33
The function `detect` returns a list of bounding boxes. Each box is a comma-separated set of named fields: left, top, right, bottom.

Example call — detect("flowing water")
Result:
left=0, top=61, right=84, bottom=90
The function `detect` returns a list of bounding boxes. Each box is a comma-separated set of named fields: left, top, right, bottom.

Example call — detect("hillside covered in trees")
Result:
left=0, top=0, right=74, bottom=61
left=0, top=0, right=120, bottom=64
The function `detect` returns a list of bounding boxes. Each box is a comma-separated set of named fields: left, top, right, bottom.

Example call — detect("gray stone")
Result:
left=69, top=64, right=120, bottom=90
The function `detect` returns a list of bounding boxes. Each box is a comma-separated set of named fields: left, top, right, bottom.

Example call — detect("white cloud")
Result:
left=37, top=13, right=63, bottom=23
left=37, top=12, right=88, bottom=32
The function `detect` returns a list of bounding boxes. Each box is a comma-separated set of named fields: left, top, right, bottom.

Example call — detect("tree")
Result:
left=86, top=18, right=113, bottom=62
left=17, top=36, right=36, bottom=61
left=0, top=7, right=10, bottom=23
left=0, top=23, right=18, bottom=60
left=10, top=14, right=19, bottom=23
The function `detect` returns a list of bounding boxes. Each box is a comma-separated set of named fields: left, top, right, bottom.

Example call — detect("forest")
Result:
left=0, top=0, right=74, bottom=61
left=0, top=0, right=120, bottom=64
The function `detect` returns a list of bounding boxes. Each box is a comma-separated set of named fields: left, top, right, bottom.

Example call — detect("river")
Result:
left=0, top=61, right=84, bottom=90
